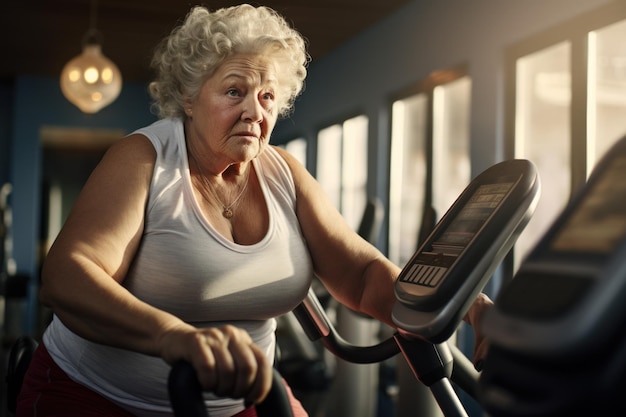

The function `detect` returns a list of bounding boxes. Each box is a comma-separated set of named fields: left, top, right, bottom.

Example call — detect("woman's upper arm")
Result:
left=41, top=134, right=156, bottom=290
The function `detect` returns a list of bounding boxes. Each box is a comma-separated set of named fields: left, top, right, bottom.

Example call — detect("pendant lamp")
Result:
left=60, top=1, right=122, bottom=114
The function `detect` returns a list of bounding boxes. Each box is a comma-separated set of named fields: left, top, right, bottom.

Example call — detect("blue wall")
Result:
left=6, top=75, right=156, bottom=330
left=0, top=81, right=14, bottom=187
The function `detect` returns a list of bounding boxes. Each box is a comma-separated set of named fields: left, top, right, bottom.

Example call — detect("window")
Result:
left=507, top=5, right=626, bottom=269
left=316, top=115, right=368, bottom=231
left=389, top=94, right=427, bottom=265
left=389, top=70, right=471, bottom=266
left=283, top=137, right=307, bottom=166
left=433, top=77, right=472, bottom=216
left=514, top=42, right=572, bottom=265
left=588, top=19, right=626, bottom=170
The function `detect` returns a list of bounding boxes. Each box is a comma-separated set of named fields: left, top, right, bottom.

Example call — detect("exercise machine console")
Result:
left=393, top=159, right=540, bottom=343
left=479, top=135, right=626, bottom=417
left=294, top=159, right=540, bottom=417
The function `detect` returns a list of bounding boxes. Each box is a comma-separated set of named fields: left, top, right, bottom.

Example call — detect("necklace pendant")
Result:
left=223, top=208, right=234, bottom=219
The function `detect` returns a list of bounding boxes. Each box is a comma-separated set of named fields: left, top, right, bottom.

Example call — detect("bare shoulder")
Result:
left=103, top=133, right=156, bottom=164
left=272, top=145, right=314, bottom=187
left=88, top=133, right=157, bottom=184
left=75, top=133, right=157, bottom=211
left=273, top=145, right=302, bottom=169
left=271, top=145, right=344, bottom=226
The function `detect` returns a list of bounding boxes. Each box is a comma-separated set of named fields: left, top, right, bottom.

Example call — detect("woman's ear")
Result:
left=183, top=98, right=193, bottom=117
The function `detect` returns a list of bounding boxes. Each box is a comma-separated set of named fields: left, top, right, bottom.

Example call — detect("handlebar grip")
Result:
left=169, top=360, right=208, bottom=417
left=255, top=369, right=295, bottom=417
left=168, top=360, right=294, bottom=417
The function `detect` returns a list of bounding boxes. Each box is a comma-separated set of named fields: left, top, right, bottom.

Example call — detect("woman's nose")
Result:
left=242, top=95, right=263, bottom=123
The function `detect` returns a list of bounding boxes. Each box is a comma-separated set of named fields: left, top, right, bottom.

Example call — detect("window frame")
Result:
left=504, top=2, right=626, bottom=273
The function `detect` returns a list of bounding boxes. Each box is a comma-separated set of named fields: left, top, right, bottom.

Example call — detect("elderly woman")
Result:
left=17, top=4, right=491, bottom=417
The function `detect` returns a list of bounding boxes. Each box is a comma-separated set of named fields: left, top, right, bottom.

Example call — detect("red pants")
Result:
left=17, top=343, right=308, bottom=417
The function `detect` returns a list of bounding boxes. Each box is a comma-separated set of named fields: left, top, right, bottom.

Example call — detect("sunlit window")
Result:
left=317, top=124, right=343, bottom=210
left=433, top=77, right=472, bottom=216
left=511, top=16, right=626, bottom=269
left=389, top=73, right=471, bottom=266
left=514, top=42, right=572, bottom=266
left=316, top=115, right=368, bottom=231
left=389, top=94, right=427, bottom=265
left=283, top=137, right=307, bottom=167
left=341, top=116, right=368, bottom=228
left=588, top=19, right=626, bottom=172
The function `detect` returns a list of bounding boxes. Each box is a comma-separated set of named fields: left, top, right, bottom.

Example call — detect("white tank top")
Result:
left=43, top=118, right=313, bottom=417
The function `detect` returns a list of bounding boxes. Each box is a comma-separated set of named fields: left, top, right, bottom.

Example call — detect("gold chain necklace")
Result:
left=191, top=155, right=250, bottom=219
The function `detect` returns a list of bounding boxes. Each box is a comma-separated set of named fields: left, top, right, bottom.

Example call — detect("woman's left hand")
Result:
left=463, top=292, right=493, bottom=370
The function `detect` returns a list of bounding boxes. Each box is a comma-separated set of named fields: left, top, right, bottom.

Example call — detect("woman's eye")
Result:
left=227, top=89, right=240, bottom=97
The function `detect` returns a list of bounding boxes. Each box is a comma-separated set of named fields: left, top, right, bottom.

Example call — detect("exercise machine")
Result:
left=286, top=158, right=540, bottom=417
left=479, top=135, right=626, bottom=417
left=5, top=335, right=38, bottom=416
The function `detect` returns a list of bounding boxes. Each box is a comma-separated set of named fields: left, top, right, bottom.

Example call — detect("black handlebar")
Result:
left=292, top=288, right=480, bottom=396
left=292, top=288, right=402, bottom=364
left=168, top=361, right=294, bottom=417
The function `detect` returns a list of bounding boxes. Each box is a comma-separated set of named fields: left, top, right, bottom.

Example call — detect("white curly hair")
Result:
left=148, top=4, right=309, bottom=119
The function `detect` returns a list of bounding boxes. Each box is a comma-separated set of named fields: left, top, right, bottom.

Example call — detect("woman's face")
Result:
left=186, top=53, right=279, bottom=168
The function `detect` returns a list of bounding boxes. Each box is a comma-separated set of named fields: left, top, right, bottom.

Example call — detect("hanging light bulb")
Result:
left=60, top=1, right=122, bottom=114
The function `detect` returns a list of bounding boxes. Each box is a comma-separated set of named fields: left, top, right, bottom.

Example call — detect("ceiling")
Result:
left=1, top=0, right=412, bottom=83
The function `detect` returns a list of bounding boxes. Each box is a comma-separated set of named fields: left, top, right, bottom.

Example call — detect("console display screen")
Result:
left=551, top=156, right=626, bottom=254
left=432, top=182, right=514, bottom=255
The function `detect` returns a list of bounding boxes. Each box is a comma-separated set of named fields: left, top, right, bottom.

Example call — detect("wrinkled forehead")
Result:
left=216, top=53, right=279, bottom=86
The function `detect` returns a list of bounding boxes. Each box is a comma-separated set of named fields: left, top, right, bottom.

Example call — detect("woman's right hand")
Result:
left=159, top=324, right=273, bottom=406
